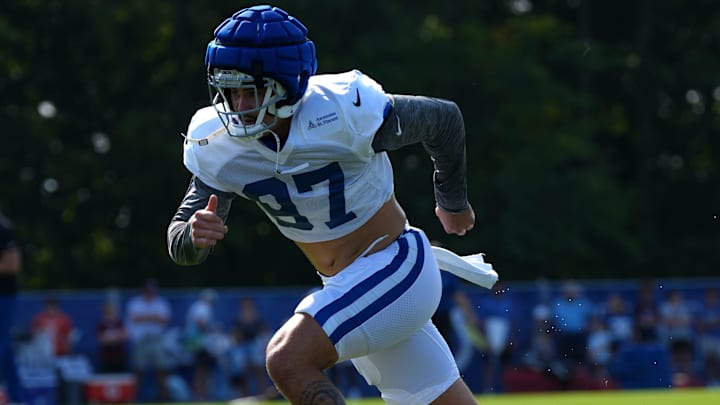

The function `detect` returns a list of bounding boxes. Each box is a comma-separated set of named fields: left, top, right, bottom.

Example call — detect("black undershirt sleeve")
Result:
left=167, top=177, right=235, bottom=265
left=372, top=94, right=469, bottom=212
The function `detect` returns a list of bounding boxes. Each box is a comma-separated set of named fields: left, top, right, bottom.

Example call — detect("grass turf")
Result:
left=477, top=388, right=720, bottom=404
left=138, top=388, right=720, bottom=405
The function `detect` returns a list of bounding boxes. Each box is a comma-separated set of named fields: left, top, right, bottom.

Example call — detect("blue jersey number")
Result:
left=243, top=162, right=357, bottom=231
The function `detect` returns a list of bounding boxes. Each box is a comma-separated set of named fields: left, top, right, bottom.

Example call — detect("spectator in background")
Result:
left=228, top=297, right=270, bottom=398
left=659, top=289, right=695, bottom=345
left=184, top=288, right=219, bottom=401
left=585, top=316, right=613, bottom=376
left=327, top=360, right=363, bottom=399
left=31, top=296, right=75, bottom=357
left=126, top=279, right=172, bottom=402
left=433, top=270, right=462, bottom=352
left=431, top=241, right=482, bottom=373
left=698, top=287, right=720, bottom=386
left=659, top=289, right=700, bottom=386
left=515, top=299, right=568, bottom=390
left=527, top=281, right=557, bottom=368
left=552, top=281, right=594, bottom=365
left=432, top=270, right=479, bottom=371
left=95, top=301, right=128, bottom=373
left=479, top=281, right=514, bottom=393
left=0, top=212, right=24, bottom=403
left=601, top=292, right=634, bottom=347
left=633, top=279, right=660, bottom=343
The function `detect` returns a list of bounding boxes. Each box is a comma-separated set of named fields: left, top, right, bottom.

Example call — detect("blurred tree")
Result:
left=0, top=0, right=718, bottom=288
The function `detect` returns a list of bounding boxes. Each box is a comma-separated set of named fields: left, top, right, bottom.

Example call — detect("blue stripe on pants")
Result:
left=314, top=230, right=425, bottom=344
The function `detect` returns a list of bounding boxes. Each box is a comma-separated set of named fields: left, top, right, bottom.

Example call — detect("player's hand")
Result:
left=435, top=204, right=475, bottom=236
left=189, top=194, right=228, bottom=248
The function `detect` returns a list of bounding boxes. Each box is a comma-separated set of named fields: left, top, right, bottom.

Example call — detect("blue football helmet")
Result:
left=205, top=5, right=317, bottom=139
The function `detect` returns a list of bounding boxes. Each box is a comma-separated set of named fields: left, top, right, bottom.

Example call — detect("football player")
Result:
left=168, top=5, right=495, bottom=404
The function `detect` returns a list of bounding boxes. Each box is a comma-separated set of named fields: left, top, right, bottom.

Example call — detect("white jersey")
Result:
left=183, top=70, right=395, bottom=243
left=125, top=296, right=171, bottom=341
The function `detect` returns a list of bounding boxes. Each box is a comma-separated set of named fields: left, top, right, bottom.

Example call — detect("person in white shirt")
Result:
left=184, top=288, right=218, bottom=400
left=126, top=279, right=171, bottom=401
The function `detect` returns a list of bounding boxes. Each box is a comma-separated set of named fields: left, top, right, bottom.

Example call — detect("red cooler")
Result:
left=84, top=374, right=136, bottom=403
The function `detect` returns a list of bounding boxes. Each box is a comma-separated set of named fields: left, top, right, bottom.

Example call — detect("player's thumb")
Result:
left=206, top=194, right=218, bottom=213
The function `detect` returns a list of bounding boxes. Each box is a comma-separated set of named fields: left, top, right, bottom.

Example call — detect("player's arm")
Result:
left=372, top=94, right=469, bottom=214
left=167, top=176, right=234, bottom=265
left=0, top=217, right=21, bottom=295
left=0, top=245, right=20, bottom=275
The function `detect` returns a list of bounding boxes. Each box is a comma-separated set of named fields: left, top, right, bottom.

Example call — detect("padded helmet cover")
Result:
left=205, top=5, right=318, bottom=105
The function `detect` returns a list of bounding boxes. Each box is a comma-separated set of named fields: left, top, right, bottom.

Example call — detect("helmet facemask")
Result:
left=208, top=68, right=296, bottom=140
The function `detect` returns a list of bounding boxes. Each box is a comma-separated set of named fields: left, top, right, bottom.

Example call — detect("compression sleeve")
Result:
left=372, top=95, right=469, bottom=212
left=167, top=177, right=235, bottom=265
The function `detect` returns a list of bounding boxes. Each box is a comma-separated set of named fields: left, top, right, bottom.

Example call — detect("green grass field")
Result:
left=143, top=388, right=720, bottom=405
left=474, top=388, right=720, bottom=404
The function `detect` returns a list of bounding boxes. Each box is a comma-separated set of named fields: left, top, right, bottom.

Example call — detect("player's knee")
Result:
left=265, top=314, right=339, bottom=385
left=265, top=335, right=294, bottom=383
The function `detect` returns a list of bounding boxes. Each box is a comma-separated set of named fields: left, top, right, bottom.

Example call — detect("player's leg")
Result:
left=431, top=378, right=477, bottom=404
left=352, top=322, right=477, bottom=405
left=265, top=313, right=344, bottom=405
left=272, top=226, right=448, bottom=404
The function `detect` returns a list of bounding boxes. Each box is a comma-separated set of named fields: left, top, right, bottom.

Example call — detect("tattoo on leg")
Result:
left=298, top=380, right=345, bottom=405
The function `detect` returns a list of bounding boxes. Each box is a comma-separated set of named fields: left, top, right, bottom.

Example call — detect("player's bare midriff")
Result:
left=295, top=195, right=407, bottom=277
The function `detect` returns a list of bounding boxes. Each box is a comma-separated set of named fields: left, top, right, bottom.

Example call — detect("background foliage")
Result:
left=1, top=0, right=718, bottom=289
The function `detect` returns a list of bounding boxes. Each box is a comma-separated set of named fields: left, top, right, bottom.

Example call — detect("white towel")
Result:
left=431, top=246, right=499, bottom=289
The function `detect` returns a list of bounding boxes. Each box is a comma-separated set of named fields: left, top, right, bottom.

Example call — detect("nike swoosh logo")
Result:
left=395, top=115, right=402, bottom=136
left=353, top=88, right=361, bottom=107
